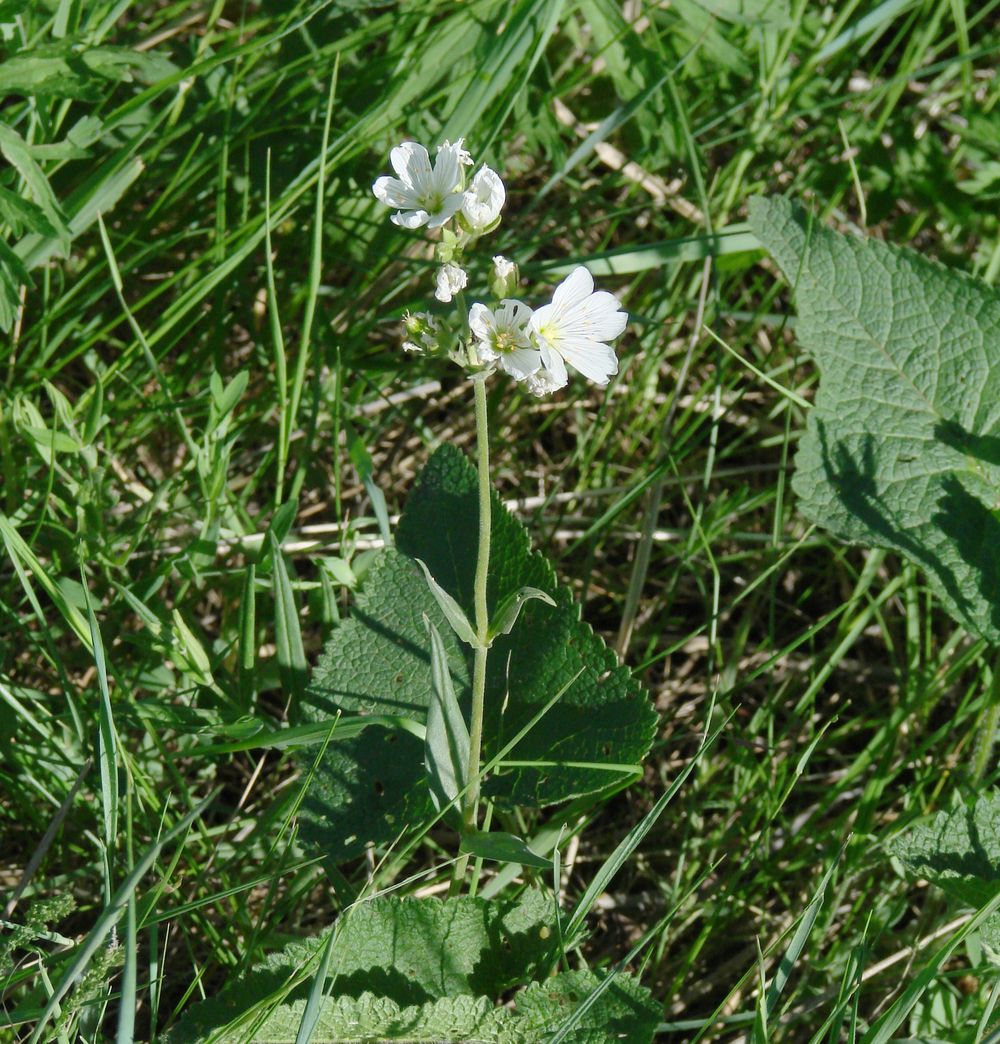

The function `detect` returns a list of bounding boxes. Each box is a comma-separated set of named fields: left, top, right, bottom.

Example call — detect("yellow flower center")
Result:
left=494, top=330, right=520, bottom=354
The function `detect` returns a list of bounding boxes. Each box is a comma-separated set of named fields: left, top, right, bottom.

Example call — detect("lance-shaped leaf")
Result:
left=489, top=585, right=556, bottom=640
left=415, top=558, right=480, bottom=647
left=749, top=195, right=1000, bottom=641
left=298, top=445, right=657, bottom=863
left=423, top=616, right=470, bottom=812
left=460, top=829, right=551, bottom=870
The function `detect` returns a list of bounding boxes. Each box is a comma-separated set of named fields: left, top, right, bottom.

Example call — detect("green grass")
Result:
left=2, top=0, right=1000, bottom=1040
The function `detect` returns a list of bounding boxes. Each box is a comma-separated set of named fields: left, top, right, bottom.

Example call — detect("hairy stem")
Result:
left=451, top=376, right=492, bottom=894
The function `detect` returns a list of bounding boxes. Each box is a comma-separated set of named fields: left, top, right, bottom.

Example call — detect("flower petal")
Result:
left=424, top=192, right=465, bottom=229
left=391, top=209, right=430, bottom=229
left=468, top=303, right=494, bottom=342
left=390, top=141, right=431, bottom=186
left=462, top=166, right=505, bottom=230
left=557, top=292, right=628, bottom=342
left=500, top=348, right=542, bottom=380
left=551, top=266, right=594, bottom=312
left=557, top=337, right=618, bottom=385
left=432, top=144, right=462, bottom=198
left=539, top=342, right=568, bottom=387
left=372, top=175, right=417, bottom=209
left=528, top=303, right=556, bottom=344
left=496, top=298, right=532, bottom=329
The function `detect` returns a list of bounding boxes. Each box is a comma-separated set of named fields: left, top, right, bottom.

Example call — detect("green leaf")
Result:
left=166, top=891, right=560, bottom=1041
left=188, top=715, right=423, bottom=756
left=460, top=830, right=552, bottom=870
left=270, top=534, right=307, bottom=702
left=0, top=124, right=71, bottom=245
left=81, top=376, right=104, bottom=445
left=748, top=195, right=1000, bottom=641
left=209, top=369, right=249, bottom=420
left=19, top=424, right=79, bottom=454
left=0, top=46, right=178, bottom=99
left=256, top=500, right=298, bottom=572
left=0, top=1, right=29, bottom=21
left=298, top=445, right=657, bottom=863
left=79, top=47, right=179, bottom=85
left=197, top=993, right=511, bottom=1042
left=423, top=616, right=470, bottom=812
left=688, top=0, right=792, bottom=28
left=517, top=969, right=661, bottom=1042
left=15, top=155, right=144, bottom=275
left=0, top=186, right=59, bottom=237
left=440, top=0, right=565, bottom=147
left=415, top=557, right=480, bottom=648
left=0, top=236, right=29, bottom=331
left=489, top=585, right=556, bottom=640
left=890, top=791, right=1000, bottom=949
left=0, top=53, right=89, bottom=98
left=178, top=973, right=660, bottom=1043
left=170, top=609, right=214, bottom=688
left=166, top=893, right=659, bottom=1044
left=348, top=433, right=392, bottom=544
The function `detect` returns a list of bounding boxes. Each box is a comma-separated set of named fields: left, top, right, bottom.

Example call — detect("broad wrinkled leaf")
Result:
left=298, top=445, right=657, bottom=862
left=175, top=972, right=660, bottom=1043
left=166, top=892, right=659, bottom=1043
left=190, top=993, right=510, bottom=1042
left=891, top=791, right=1000, bottom=949
left=749, top=195, right=1000, bottom=641
left=516, top=969, right=661, bottom=1042
left=166, top=891, right=559, bottom=1040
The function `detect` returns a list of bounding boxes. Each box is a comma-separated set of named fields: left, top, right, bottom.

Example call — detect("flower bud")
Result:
left=460, top=166, right=505, bottom=235
left=401, top=311, right=441, bottom=354
left=435, top=263, right=468, bottom=303
left=489, top=255, right=518, bottom=299
left=436, top=227, right=461, bottom=264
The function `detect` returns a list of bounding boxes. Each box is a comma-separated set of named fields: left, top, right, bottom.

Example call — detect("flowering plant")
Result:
left=364, top=137, right=641, bottom=889
left=372, top=137, right=628, bottom=396
left=172, top=137, right=661, bottom=1043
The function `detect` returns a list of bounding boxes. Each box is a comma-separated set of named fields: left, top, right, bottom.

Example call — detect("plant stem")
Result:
left=972, top=652, right=1000, bottom=782
left=452, top=376, right=492, bottom=893
left=467, top=376, right=492, bottom=813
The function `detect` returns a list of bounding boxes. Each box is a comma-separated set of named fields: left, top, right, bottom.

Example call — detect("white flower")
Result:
left=529, top=266, right=627, bottom=386
left=461, top=166, right=505, bottom=233
left=372, top=141, right=467, bottom=229
left=525, top=365, right=567, bottom=397
left=439, top=138, right=473, bottom=166
left=469, top=300, right=540, bottom=381
left=402, top=340, right=424, bottom=353
left=435, top=262, right=468, bottom=303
